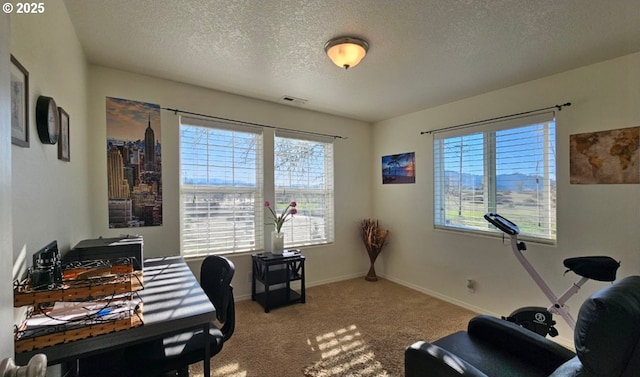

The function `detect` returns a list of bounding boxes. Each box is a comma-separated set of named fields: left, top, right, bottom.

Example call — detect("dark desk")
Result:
left=15, top=257, right=216, bottom=376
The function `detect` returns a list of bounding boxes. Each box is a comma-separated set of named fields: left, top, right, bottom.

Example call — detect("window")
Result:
left=434, top=113, right=556, bottom=242
left=275, top=133, right=335, bottom=247
left=179, top=117, right=335, bottom=257
left=180, top=118, right=263, bottom=256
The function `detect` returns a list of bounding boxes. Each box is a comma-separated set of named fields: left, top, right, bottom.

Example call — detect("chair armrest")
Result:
left=467, top=315, right=575, bottom=374
left=405, top=340, right=489, bottom=377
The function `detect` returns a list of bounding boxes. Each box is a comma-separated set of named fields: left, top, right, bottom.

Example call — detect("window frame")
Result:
left=179, top=117, right=335, bottom=258
left=274, top=132, right=335, bottom=248
left=433, top=112, right=557, bottom=243
left=179, top=117, right=264, bottom=257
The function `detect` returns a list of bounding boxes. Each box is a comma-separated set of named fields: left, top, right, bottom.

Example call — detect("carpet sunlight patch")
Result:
left=303, top=325, right=391, bottom=377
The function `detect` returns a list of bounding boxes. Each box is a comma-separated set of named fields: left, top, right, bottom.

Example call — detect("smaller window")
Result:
left=275, top=134, right=335, bottom=247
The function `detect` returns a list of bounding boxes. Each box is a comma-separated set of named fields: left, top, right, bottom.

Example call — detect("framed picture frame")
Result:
left=58, top=107, right=70, bottom=161
left=10, top=55, right=29, bottom=147
left=382, top=152, right=416, bottom=184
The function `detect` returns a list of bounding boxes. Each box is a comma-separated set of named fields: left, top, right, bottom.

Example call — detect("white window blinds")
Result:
left=275, top=133, right=335, bottom=247
left=434, top=112, right=556, bottom=242
left=180, top=117, right=264, bottom=256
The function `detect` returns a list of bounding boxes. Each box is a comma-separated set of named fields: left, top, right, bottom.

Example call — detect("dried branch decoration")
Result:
left=360, top=219, right=390, bottom=281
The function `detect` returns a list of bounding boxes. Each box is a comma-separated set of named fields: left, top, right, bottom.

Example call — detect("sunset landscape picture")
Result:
left=382, top=152, right=415, bottom=184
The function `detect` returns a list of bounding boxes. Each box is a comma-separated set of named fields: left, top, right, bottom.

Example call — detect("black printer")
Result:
left=64, top=235, right=143, bottom=270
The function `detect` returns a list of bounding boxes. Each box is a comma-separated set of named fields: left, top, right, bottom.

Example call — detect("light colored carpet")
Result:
left=189, top=277, right=476, bottom=377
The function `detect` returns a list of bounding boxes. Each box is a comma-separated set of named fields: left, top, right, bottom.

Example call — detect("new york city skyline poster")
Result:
left=106, top=97, right=162, bottom=228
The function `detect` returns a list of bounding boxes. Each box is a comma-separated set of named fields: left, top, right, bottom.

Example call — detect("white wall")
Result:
left=372, top=52, right=640, bottom=346
left=8, top=2, right=88, bottom=373
left=87, top=66, right=373, bottom=298
left=10, top=0, right=90, bottom=278
left=1, top=11, right=15, bottom=360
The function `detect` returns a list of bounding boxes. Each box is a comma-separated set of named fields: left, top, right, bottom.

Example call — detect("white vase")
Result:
left=272, top=231, right=285, bottom=254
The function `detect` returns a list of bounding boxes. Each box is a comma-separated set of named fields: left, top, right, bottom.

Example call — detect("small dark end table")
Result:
left=251, top=250, right=305, bottom=313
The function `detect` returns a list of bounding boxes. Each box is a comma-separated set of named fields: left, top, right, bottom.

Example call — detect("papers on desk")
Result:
left=24, top=298, right=140, bottom=329
left=15, top=296, right=144, bottom=353
left=15, top=295, right=142, bottom=342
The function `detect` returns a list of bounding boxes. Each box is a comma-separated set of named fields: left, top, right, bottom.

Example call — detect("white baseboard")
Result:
left=305, top=272, right=366, bottom=288
left=234, top=271, right=366, bottom=302
left=380, top=273, right=494, bottom=316
left=379, top=273, right=575, bottom=349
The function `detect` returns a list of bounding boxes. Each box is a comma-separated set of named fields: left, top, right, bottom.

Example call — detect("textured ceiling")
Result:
left=63, top=0, right=640, bottom=123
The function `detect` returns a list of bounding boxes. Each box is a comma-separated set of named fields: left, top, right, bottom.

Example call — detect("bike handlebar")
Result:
left=484, top=213, right=519, bottom=235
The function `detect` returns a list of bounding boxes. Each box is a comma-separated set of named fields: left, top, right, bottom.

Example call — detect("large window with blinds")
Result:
left=433, top=113, right=556, bottom=242
left=179, top=117, right=335, bottom=257
left=180, top=118, right=264, bottom=256
left=275, top=134, right=334, bottom=247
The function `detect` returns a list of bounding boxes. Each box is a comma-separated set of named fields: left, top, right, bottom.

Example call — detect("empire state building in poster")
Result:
left=106, top=97, right=162, bottom=228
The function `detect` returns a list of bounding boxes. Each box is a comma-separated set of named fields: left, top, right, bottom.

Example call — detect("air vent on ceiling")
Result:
left=281, top=95, right=308, bottom=105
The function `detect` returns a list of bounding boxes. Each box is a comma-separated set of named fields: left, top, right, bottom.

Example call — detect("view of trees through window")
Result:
left=275, top=136, right=334, bottom=247
left=179, top=119, right=334, bottom=256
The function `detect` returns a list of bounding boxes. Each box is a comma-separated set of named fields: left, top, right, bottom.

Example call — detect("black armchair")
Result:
left=405, top=275, right=640, bottom=377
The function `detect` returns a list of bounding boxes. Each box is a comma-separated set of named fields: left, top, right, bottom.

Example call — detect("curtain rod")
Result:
left=162, top=107, right=348, bottom=140
left=420, top=102, right=571, bottom=135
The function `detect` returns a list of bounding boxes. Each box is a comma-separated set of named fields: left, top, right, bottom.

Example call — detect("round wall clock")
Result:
left=36, top=95, right=59, bottom=144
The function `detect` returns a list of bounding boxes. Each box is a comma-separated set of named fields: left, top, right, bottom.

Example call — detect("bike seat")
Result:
left=563, top=256, right=620, bottom=282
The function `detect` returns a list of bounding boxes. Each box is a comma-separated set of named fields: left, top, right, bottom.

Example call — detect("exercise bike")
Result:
left=483, top=212, right=620, bottom=337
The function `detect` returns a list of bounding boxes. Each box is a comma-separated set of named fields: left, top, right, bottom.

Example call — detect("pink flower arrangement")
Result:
left=265, top=201, right=297, bottom=233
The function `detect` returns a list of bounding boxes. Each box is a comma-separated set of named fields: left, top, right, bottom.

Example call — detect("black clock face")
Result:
left=36, top=96, right=59, bottom=144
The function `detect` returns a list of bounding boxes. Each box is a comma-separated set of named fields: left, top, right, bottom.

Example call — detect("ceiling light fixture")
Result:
left=324, top=36, right=369, bottom=69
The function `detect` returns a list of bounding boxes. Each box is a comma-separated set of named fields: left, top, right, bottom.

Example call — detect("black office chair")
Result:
left=126, top=255, right=236, bottom=377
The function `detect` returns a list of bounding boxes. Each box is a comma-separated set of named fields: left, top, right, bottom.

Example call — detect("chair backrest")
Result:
left=573, top=275, right=640, bottom=377
left=200, top=255, right=236, bottom=340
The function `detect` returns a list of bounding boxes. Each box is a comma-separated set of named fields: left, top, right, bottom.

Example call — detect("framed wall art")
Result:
left=58, top=107, right=70, bottom=161
left=570, top=126, right=639, bottom=184
left=382, top=152, right=416, bottom=184
left=10, top=55, right=29, bottom=147
left=106, top=97, right=162, bottom=228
